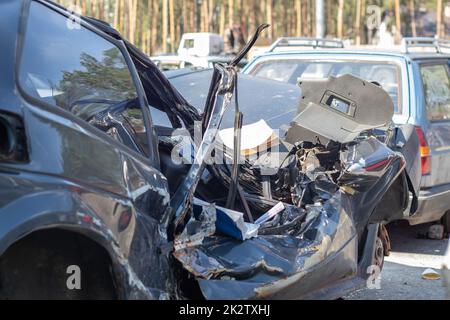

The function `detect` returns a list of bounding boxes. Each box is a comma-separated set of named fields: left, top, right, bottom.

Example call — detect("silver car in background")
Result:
left=243, top=37, right=450, bottom=232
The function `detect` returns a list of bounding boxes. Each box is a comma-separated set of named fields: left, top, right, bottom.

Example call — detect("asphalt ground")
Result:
left=344, top=221, right=449, bottom=300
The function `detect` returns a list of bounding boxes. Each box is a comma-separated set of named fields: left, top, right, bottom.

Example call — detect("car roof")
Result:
left=403, top=52, right=450, bottom=60
left=253, top=48, right=450, bottom=61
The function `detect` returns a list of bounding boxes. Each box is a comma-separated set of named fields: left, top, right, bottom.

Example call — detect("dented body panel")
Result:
left=167, top=70, right=418, bottom=299
left=0, top=0, right=174, bottom=299
left=0, top=0, right=420, bottom=300
left=174, top=193, right=358, bottom=299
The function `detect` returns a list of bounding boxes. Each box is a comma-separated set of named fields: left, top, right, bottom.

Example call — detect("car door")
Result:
left=15, top=0, right=172, bottom=298
left=417, top=59, right=450, bottom=189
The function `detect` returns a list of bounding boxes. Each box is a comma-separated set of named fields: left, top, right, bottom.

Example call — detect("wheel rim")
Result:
left=374, top=237, right=384, bottom=269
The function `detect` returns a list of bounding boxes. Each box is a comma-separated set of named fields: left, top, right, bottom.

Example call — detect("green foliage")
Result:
left=59, top=47, right=136, bottom=100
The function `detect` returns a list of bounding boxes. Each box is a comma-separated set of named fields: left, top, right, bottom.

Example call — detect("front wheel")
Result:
left=373, top=224, right=391, bottom=271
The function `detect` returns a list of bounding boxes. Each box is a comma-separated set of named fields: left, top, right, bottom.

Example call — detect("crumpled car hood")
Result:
left=167, top=70, right=415, bottom=299
left=174, top=193, right=357, bottom=299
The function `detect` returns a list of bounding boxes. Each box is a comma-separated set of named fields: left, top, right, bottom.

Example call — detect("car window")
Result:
left=251, top=60, right=299, bottom=82
left=420, top=63, right=450, bottom=121
left=19, top=1, right=150, bottom=156
left=249, top=59, right=402, bottom=113
left=183, top=39, right=195, bottom=49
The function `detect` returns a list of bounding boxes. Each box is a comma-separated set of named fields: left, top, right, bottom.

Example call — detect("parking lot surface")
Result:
left=345, top=221, right=449, bottom=300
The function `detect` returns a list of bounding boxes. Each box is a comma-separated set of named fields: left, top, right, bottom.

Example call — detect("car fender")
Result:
left=0, top=187, right=170, bottom=299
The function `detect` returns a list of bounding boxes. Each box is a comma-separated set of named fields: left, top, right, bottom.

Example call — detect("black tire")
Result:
left=442, top=211, right=450, bottom=235
left=378, top=224, right=391, bottom=257
left=0, top=229, right=116, bottom=300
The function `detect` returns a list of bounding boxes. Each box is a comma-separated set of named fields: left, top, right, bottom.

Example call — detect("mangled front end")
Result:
left=171, top=72, right=413, bottom=299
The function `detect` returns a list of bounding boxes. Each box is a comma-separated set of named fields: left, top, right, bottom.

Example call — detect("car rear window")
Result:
left=249, top=59, right=402, bottom=113
left=420, top=64, right=450, bottom=121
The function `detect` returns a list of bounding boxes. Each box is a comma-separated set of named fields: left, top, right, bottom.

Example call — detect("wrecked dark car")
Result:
left=0, top=0, right=420, bottom=300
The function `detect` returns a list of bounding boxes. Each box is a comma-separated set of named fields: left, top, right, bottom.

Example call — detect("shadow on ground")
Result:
left=344, top=221, right=449, bottom=300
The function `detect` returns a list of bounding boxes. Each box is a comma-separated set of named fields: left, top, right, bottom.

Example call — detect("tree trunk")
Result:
left=360, top=0, right=366, bottom=44
left=96, top=0, right=103, bottom=20
left=311, top=0, right=315, bottom=36
left=119, top=0, right=125, bottom=34
left=123, top=0, right=130, bottom=40
left=162, top=0, right=168, bottom=53
left=228, top=0, right=234, bottom=27
left=266, top=0, right=273, bottom=40
left=169, top=0, right=175, bottom=51
left=244, top=0, right=253, bottom=39
left=81, top=0, right=87, bottom=15
left=114, top=0, right=120, bottom=29
left=337, top=0, right=344, bottom=38
left=208, top=0, right=214, bottom=32
left=206, top=0, right=210, bottom=32
left=55, top=0, right=432, bottom=54
left=408, top=0, right=417, bottom=37
left=182, top=0, right=188, bottom=33
left=147, top=0, right=152, bottom=54
left=237, top=0, right=243, bottom=28
left=128, top=0, right=137, bottom=44
left=200, top=0, right=205, bottom=32
left=90, top=0, right=95, bottom=16
left=283, top=0, right=289, bottom=36
left=220, top=2, right=225, bottom=36
left=306, top=0, right=311, bottom=36
left=202, top=0, right=209, bottom=32
left=394, top=0, right=401, bottom=44
left=193, top=0, right=199, bottom=31
left=296, top=0, right=302, bottom=37
left=437, top=0, right=443, bottom=38
left=326, top=0, right=333, bottom=37
left=354, top=0, right=361, bottom=45
left=151, top=0, right=159, bottom=54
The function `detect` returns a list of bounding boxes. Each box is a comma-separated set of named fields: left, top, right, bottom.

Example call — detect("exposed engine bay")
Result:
left=158, top=69, right=417, bottom=299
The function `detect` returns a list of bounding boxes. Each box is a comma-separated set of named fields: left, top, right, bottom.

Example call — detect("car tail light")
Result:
left=0, top=112, right=28, bottom=163
left=415, top=126, right=431, bottom=176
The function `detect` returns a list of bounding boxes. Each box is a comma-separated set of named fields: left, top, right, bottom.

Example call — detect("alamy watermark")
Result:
left=366, top=5, right=382, bottom=31
left=66, top=265, right=81, bottom=290
left=169, top=121, right=285, bottom=174
left=366, top=264, right=382, bottom=290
